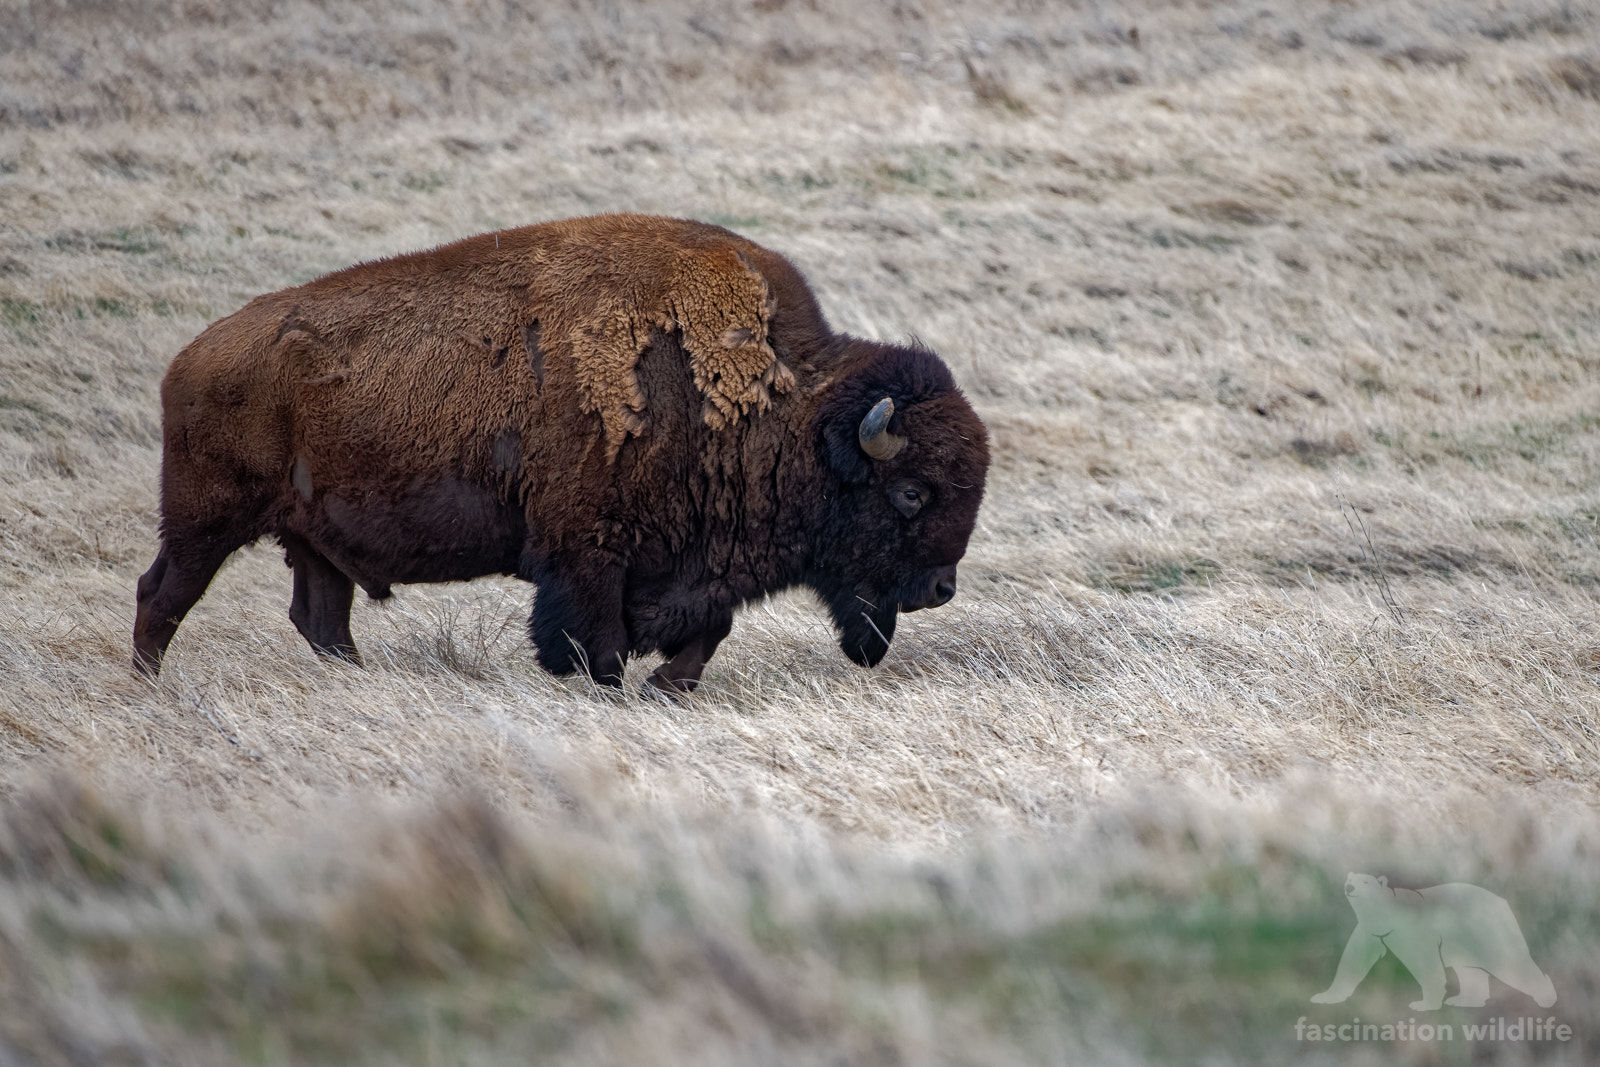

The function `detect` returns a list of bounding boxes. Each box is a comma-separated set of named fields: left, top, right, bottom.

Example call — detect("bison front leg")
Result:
left=647, top=613, right=734, bottom=696
left=528, top=554, right=629, bottom=688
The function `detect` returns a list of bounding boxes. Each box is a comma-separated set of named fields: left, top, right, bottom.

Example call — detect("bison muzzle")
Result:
left=133, top=214, right=990, bottom=693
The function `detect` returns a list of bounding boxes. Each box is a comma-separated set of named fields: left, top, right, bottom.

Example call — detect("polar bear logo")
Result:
left=1311, top=873, right=1556, bottom=1011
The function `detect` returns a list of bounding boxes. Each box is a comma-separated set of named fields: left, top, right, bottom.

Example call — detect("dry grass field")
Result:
left=3, top=1, right=1600, bottom=1063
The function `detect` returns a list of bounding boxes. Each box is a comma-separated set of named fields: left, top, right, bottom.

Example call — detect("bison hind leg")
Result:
left=133, top=535, right=245, bottom=676
left=283, top=534, right=361, bottom=665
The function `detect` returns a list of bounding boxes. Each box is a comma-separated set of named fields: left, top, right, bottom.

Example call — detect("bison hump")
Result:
left=275, top=307, right=353, bottom=389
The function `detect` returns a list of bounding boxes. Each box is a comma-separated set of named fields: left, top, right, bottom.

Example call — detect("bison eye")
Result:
left=890, top=479, right=929, bottom=518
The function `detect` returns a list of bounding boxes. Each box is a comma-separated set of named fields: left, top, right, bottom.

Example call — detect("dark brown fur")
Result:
left=134, top=214, right=990, bottom=691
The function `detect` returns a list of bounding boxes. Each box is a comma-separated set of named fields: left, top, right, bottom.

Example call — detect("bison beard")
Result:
left=828, top=563, right=962, bottom=666
left=132, top=214, right=989, bottom=693
left=848, top=605, right=897, bottom=667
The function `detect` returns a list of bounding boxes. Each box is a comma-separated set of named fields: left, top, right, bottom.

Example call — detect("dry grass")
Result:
left=3, top=1, right=1600, bottom=1062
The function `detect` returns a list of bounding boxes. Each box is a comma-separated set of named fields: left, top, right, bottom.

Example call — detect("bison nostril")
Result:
left=934, top=579, right=956, bottom=606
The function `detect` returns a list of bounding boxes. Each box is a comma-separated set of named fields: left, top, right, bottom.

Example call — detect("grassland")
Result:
left=2, top=1, right=1599, bottom=1063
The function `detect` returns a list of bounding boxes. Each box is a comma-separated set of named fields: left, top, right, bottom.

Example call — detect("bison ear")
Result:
left=823, top=396, right=907, bottom=483
left=821, top=407, right=874, bottom=484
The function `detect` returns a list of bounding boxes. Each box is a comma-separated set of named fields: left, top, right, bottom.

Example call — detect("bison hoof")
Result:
left=315, top=645, right=364, bottom=668
left=645, top=671, right=699, bottom=699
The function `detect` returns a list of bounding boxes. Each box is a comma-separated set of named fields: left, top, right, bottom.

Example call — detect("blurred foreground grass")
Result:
left=3, top=781, right=1594, bottom=1066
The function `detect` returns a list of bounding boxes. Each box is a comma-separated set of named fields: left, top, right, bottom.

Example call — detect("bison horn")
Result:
left=858, top=397, right=907, bottom=461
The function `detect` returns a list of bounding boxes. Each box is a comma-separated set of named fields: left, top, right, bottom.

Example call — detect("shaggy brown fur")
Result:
left=133, top=214, right=989, bottom=690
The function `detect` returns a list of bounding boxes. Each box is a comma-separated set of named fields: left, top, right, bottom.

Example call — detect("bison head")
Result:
left=810, top=342, right=990, bottom=667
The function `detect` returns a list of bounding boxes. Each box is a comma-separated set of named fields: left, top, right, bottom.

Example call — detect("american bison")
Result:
left=134, top=214, right=989, bottom=692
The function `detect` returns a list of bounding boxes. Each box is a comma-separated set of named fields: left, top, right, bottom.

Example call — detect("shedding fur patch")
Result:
left=673, top=250, right=795, bottom=431
left=537, top=225, right=795, bottom=461
left=570, top=306, right=659, bottom=457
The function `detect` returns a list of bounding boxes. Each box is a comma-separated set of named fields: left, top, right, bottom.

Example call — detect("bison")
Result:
left=133, top=214, right=990, bottom=693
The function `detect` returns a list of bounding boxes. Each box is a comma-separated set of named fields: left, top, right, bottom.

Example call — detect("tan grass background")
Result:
left=2, top=1, right=1600, bottom=1063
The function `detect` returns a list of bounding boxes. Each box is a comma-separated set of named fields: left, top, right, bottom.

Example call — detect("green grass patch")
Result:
left=93, top=297, right=135, bottom=318
left=0, top=395, right=69, bottom=437
left=43, top=228, right=165, bottom=254
left=1371, top=413, right=1600, bottom=471
left=868, top=146, right=982, bottom=200
left=400, top=172, right=447, bottom=193
left=1134, top=224, right=1242, bottom=252
left=1440, top=413, right=1600, bottom=468
left=2, top=296, right=41, bottom=332
left=1094, top=557, right=1223, bottom=594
